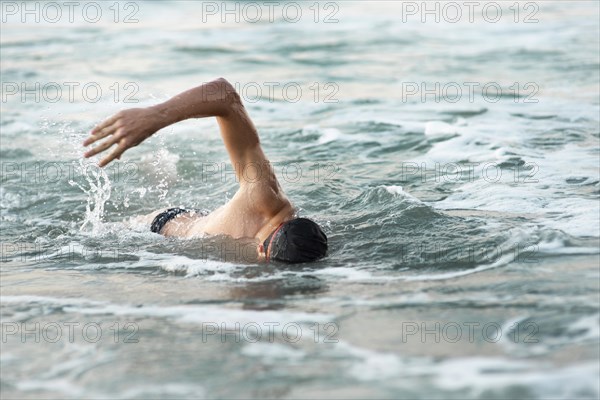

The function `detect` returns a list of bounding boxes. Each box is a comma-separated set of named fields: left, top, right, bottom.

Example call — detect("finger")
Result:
left=99, top=143, right=126, bottom=168
left=83, top=123, right=118, bottom=146
left=84, top=135, right=120, bottom=158
left=91, top=113, right=120, bottom=135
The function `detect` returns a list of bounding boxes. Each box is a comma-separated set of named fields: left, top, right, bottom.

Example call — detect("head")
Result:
left=260, top=218, right=328, bottom=263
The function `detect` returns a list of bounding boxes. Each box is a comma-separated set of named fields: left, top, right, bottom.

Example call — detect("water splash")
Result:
left=69, top=159, right=112, bottom=234
left=140, top=147, right=180, bottom=202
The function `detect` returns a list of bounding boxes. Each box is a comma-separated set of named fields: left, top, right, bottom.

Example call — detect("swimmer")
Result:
left=83, top=78, right=327, bottom=263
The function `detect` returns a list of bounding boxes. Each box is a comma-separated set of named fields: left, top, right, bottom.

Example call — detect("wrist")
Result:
left=148, top=103, right=176, bottom=131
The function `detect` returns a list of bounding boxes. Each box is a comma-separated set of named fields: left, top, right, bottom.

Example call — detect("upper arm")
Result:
left=213, top=79, right=274, bottom=187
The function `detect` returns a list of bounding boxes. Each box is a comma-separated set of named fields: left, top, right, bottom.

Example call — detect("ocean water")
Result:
left=1, top=1, right=599, bottom=399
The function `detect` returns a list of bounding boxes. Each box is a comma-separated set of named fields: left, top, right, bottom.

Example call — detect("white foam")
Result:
left=433, top=357, right=600, bottom=399
left=317, top=127, right=345, bottom=144
left=0, top=295, right=333, bottom=329
left=17, top=379, right=206, bottom=400
left=424, top=120, right=459, bottom=136
left=307, top=267, right=377, bottom=281
left=303, top=124, right=383, bottom=145
left=424, top=124, right=600, bottom=239
left=336, top=341, right=406, bottom=381
left=0, top=295, right=105, bottom=307
left=118, top=383, right=206, bottom=399
left=241, top=342, right=306, bottom=362
left=334, top=342, right=599, bottom=397
left=157, top=254, right=243, bottom=278
left=567, top=314, right=600, bottom=342
left=536, top=236, right=599, bottom=255
left=384, top=185, right=422, bottom=203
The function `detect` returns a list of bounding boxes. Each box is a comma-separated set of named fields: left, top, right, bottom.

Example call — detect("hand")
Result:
left=83, top=107, right=162, bottom=167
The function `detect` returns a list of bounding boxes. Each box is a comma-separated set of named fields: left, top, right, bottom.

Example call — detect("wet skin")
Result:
left=84, top=78, right=295, bottom=260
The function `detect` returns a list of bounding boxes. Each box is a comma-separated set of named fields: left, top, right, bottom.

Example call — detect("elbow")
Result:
left=216, top=78, right=241, bottom=103
left=215, top=77, right=231, bottom=86
left=212, top=78, right=242, bottom=115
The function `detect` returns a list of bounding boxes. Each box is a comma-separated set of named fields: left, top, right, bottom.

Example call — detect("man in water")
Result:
left=83, top=78, right=327, bottom=263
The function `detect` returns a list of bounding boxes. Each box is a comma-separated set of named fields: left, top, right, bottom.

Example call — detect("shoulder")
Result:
left=241, top=179, right=293, bottom=219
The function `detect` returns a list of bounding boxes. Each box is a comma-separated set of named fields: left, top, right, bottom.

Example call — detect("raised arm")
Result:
left=83, top=78, right=270, bottom=184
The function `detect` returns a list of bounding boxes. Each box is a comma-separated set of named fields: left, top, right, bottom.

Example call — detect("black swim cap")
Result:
left=264, top=218, right=328, bottom=263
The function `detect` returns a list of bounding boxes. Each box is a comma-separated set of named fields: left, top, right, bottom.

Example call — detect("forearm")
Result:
left=149, top=78, right=238, bottom=129
left=83, top=77, right=258, bottom=169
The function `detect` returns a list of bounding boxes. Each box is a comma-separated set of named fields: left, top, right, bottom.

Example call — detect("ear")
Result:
left=258, top=243, right=264, bottom=253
